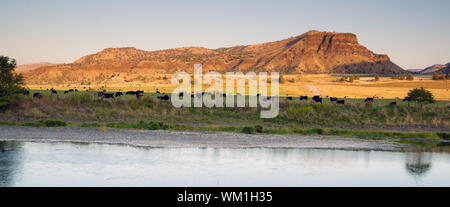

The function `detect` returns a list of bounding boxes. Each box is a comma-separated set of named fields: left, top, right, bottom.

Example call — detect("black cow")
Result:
left=125, top=91, right=136, bottom=95
left=313, top=98, right=322, bottom=103
left=103, top=93, right=114, bottom=98
left=23, top=91, right=30, bottom=95
left=156, top=90, right=160, bottom=94
left=68, top=89, right=74, bottom=92
left=115, top=92, right=123, bottom=97
left=51, top=89, right=57, bottom=95
left=313, top=96, right=320, bottom=100
left=191, top=94, right=194, bottom=98
left=64, top=91, right=69, bottom=94
left=365, top=97, right=374, bottom=102
left=75, top=89, right=78, bottom=92
left=223, top=93, right=226, bottom=97
left=178, top=92, right=184, bottom=97
left=337, top=100, right=345, bottom=105
left=389, top=101, right=397, bottom=106
left=33, top=93, right=42, bottom=98
left=300, top=96, right=308, bottom=101
left=97, top=92, right=105, bottom=97
left=330, top=97, right=338, bottom=102
left=287, top=96, right=293, bottom=100
left=157, top=94, right=170, bottom=100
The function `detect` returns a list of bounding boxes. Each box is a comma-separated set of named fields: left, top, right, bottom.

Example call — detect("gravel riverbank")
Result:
left=0, top=126, right=405, bottom=150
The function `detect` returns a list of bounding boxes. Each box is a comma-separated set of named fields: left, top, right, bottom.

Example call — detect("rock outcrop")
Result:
left=24, top=31, right=406, bottom=85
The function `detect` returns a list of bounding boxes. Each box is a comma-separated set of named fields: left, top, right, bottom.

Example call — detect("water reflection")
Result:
left=1, top=141, right=450, bottom=186
left=405, top=152, right=432, bottom=186
left=0, top=141, right=24, bottom=186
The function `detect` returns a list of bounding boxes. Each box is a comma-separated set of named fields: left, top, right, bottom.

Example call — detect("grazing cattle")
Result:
left=191, top=94, right=194, bottom=98
left=103, top=93, right=114, bottom=98
left=51, top=89, right=57, bottom=95
left=365, top=97, right=374, bottom=102
left=23, top=91, right=30, bottom=95
left=178, top=92, right=184, bottom=97
left=125, top=91, right=136, bottom=95
left=300, top=96, right=308, bottom=101
left=330, top=97, right=338, bottom=102
left=33, top=93, right=42, bottom=98
left=115, top=92, right=123, bottom=97
left=287, top=96, right=293, bottom=100
left=389, top=102, right=397, bottom=106
left=64, top=91, right=69, bottom=94
left=157, top=94, right=170, bottom=100
left=68, top=89, right=74, bottom=92
left=337, top=100, right=345, bottom=104
left=313, top=98, right=322, bottom=103
left=75, top=89, right=78, bottom=92
left=156, top=90, right=160, bottom=94
left=223, top=93, right=226, bottom=97
left=313, top=96, right=320, bottom=100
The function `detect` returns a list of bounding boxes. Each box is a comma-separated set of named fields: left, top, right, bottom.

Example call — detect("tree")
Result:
left=407, top=74, right=414, bottom=80
left=374, top=75, right=380, bottom=81
left=279, top=74, right=286, bottom=84
left=403, top=87, right=435, bottom=106
left=432, top=72, right=440, bottom=80
left=0, top=56, right=26, bottom=110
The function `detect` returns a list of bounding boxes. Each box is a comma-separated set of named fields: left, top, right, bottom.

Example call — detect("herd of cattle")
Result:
left=26, top=89, right=399, bottom=106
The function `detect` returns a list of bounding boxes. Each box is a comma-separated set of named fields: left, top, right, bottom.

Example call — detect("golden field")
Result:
left=26, top=74, right=450, bottom=100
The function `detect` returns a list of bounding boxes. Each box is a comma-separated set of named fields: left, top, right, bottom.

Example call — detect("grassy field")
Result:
left=1, top=89, right=448, bottom=132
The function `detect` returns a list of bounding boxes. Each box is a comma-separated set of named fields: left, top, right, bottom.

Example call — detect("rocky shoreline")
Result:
left=0, top=126, right=404, bottom=151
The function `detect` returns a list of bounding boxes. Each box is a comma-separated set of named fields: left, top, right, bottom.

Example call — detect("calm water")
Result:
left=1, top=141, right=450, bottom=187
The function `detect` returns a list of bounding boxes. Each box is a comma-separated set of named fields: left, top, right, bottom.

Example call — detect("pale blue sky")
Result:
left=0, top=0, right=449, bottom=69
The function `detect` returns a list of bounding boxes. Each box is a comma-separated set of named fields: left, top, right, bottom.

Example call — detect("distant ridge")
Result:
left=418, top=63, right=450, bottom=74
left=23, top=31, right=406, bottom=85
left=16, top=62, right=54, bottom=72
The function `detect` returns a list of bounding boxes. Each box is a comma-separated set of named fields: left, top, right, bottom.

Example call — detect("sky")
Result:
left=0, top=0, right=449, bottom=69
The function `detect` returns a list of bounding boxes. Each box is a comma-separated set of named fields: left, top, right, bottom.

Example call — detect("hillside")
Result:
left=15, top=62, right=54, bottom=72
left=23, top=31, right=406, bottom=85
left=418, top=63, right=450, bottom=74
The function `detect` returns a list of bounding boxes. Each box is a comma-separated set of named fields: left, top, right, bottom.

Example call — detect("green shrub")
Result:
left=242, top=126, right=255, bottom=134
left=21, top=120, right=67, bottom=127
left=40, top=120, right=67, bottom=127
left=254, top=125, right=263, bottom=133
left=437, top=132, right=450, bottom=140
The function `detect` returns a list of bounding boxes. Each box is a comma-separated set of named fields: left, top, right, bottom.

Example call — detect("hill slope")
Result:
left=16, top=62, right=54, bottom=72
left=24, top=31, right=405, bottom=85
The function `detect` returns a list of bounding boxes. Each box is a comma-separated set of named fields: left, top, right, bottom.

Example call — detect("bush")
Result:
left=254, top=125, right=263, bottom=133
left=40, top=120, right=67, bottom=127
left=403, top=87, right=435, bottom=105
left=22, top=120, right=67, bottom=127
left=374, top=75, right=380, bottom=81
left=242, top=126, right=255, bottom=134
left=407, top=74, right=414, bottom=80
left=437, top=132, right=450, bottom=140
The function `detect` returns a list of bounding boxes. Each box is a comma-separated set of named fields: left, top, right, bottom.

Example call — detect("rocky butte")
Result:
left=23, top=31, right=406, bottom=85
